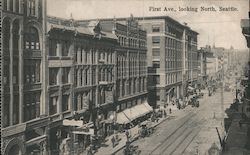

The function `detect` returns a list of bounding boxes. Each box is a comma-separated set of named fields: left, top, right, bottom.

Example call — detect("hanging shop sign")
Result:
left=63, top=119, right=83, bottom=127
left=72, top=129, right=94, bottom=135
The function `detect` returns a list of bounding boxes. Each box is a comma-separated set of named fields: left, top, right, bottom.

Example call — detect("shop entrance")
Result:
left=8, top=144, right=21, bottom=155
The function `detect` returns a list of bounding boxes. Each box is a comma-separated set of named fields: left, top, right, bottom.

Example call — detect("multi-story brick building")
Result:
left=78, top=15, right=198, bottom=110
left=197, top=47, right=208, bottom=87
left=46, top=16, right=118, bottom=154
left=135, top=16, right=198, bottom=108
left=97, top=16, right=199, bottom=108
left=1, top=0, right=48, bottom=154
left=77, top=15, right=150, bottom=126
left=1, top=1, right=118, bottom=154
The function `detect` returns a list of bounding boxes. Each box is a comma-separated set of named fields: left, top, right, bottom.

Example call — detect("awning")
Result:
left=116, top=102, right=153, bottom=124
left=72, top=128, right=94, bottom=135
left=76, top=122, right=94, bottom=129
left=26, top=135, right=47, bottom=146
left=63, top=119, right=83, bottom=127
left=188, top=86, right=195, bottom=90
left=116, top=111, right=130, bottom=124
left=143, top=102, right=153, bottom=112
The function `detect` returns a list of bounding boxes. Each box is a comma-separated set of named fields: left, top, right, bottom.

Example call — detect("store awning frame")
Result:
left=25, top=135, right=47, bottom=146
left=72, top=129, right=94, bottom=135
left=188, top=86, right=195, bottom=90
left=116, top=102, right=153, bottom=124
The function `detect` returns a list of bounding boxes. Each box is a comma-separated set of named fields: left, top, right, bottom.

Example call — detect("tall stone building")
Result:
left=1, top=2, right=149, bottom=154
left=90, top=16, right=199, bottom=109
left=46, top=16, right=118, bottom=154
left=1, top=0, right=48, bottom=154
left=123, top=16, right=198, bottom=108
left=77, top=15, right=150, bottom=126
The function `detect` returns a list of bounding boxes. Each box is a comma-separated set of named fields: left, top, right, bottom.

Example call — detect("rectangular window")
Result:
left=62, top=95, right=69, bottom=111
left=49, top=68, right=59, bottom=85
left=152, top=61, right=160, bottom=68
left=62, top=68, right=70, bottom=84
left=24, top=93, right=40, bottom=121
left=36, top=42, right=40, bottom=50
left=152, top=25, right=160, bottom=32
left=49, top=96, right=58, bottom=115
left=61, top=40, right=69, bottom=56
left=154, top=75, right=160, bottom=84
left=152, top=48, right=160, bottom=60
left=31, top=42, right=35, bottom=49
left=26, top=42, right=30, bottom=49
left=156, top=95, right=160, bottom=101
left=49, top=39, right=57, bottom=56
left=152, top=36, right=160, bottom=45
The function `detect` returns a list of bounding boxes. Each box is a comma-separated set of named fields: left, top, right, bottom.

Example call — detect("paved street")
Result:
left=115, top=88, right=235, bottom=155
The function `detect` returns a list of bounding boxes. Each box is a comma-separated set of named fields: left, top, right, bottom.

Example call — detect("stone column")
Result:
left=176, top=85, right=180, bottom=99
left=120, top=81, right=123, bottom=97
left=13, top=0, right=16, bottom=12
left=19, top=0, right=24, bottom=14
left=77, top=94, right=81, bottom=110
left=82, top=69, right=85, bottom=86
left=9, top=23, right=13, bottom=126
left=56, top=43, right=61, bottom=57
left=81, top=48, right=85, bottom=64
left=58, top=68, right=62, bottom=115
left=7, top=0, right=11, bottom=11
left=19, top=21, right=24, bottom=123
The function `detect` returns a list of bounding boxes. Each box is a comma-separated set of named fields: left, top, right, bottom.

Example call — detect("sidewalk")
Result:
left=81, top=112, right=177, bottom=155
left=222, top=118, right=250, bottom=155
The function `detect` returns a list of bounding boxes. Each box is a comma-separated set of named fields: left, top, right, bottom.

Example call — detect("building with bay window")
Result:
left=94, top=16, right=199, bottom=108
left=1, top=0, right=48, bottom=155
left=139, top=17, right=198, bottom=108
left=77, top=15, right=150, bottom=127
left=46, top=16, right=118, bottom=154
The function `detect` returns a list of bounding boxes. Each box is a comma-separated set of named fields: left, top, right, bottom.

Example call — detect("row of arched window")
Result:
left=2, top=17, right=41, bottom=127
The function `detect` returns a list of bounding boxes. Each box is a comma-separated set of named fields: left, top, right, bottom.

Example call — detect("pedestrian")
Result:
left=164, top=110, right=167, bottom=118
left=87, top=145, right=93, bottom=155
left=111, top=136, right=116, bottom=148
left=125, top=130, right=129, bottom=140
left=169, top=108, right=172, bottom=114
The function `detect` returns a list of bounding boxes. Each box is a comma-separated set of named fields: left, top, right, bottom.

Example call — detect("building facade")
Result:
left=241, top=19, right=250, bottom=118
left=137, top=17, right=198, bottom=108
left=46, top=17, right=118, bottom=154
left=197, top=47, right=208, bottom=87
left=82, top=16, right=199, bottom=108
left=1, top=2, right=119, bottom=154
left=77, top=15, right=149, bottom=126
left=1, top=0, right=48, bottom=154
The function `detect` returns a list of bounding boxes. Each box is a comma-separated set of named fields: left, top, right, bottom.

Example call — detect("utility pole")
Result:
left=220, top=59, right=225, bottom=151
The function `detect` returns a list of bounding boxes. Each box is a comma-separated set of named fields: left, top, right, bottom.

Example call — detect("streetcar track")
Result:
left=148, top=113, right=196, bottom=154
left=170, top=122, right=203, bottom=155
left=159, top=118, right=205, bottom=155
left=149, top=114, right=203, bottom=155
left=179, top=127, right=202, bottom=155
left=134, top=92, right=223, bottom=155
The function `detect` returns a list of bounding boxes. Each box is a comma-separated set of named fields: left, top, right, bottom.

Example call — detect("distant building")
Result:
left=197, top=47, right=208, bottom=87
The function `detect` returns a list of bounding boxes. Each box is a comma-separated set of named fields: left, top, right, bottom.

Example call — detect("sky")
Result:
left=47, top=0, right=249, bottom=49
